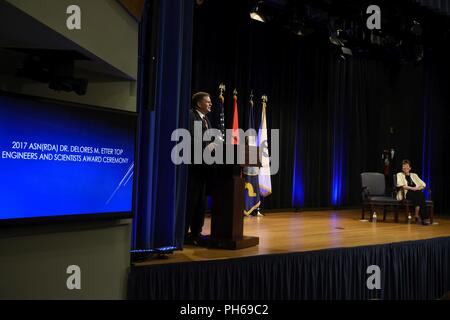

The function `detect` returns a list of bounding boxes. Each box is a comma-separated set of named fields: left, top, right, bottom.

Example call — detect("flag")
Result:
left=244, top=92, right=261, bottom=216
left=257, top=95, right=272, bottom=197
left=231, top=90, right=239, bottom=145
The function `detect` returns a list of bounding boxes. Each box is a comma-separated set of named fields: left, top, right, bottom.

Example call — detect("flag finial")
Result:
left=219, top=83, right=225, bottom=103
left=219, top=83, right=226, bottom=94
left=233, top=88, right=238, bottom=96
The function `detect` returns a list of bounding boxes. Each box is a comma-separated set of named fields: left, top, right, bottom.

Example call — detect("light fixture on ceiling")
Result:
left=250, top=1, right=267, bottom=23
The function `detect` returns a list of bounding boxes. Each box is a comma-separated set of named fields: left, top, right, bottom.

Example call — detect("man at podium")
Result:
left=183, top=90, right=261, bottom=250
left=184, top=92, right=213, bottom=246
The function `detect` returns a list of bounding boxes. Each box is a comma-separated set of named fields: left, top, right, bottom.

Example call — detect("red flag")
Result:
left=231, top=94, right=239, bottom=144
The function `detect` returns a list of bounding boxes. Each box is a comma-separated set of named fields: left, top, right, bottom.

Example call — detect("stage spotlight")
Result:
left=329, top=27, right=348, bottom=46
left=414, top=44, right=424, bottom=63
left=250, top=1, right=267, bottom=23
left=295, top=27, right=314, bottom=36
left=292, top=22, right=314, bottom=37
left=411, top=20, right=423, bottom=36
left=339, top=47, right=353, bottom=60
left=329, top=33, right=344, bottom=46
left=341, top=47, right=353, bottom=56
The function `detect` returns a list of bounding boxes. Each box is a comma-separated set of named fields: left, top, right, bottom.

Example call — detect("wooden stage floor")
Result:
left=134, top=209, right=450, bottom=266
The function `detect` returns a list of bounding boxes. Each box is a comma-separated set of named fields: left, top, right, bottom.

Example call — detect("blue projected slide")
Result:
left=0, top=94, right=136, bottom=222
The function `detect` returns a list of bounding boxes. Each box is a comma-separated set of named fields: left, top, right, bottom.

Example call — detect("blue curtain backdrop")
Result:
left=132, top=0, right=194, bottom=252
left=329, top=59, right=348, bottom=207
left=421, top=49, right=450, bottom=213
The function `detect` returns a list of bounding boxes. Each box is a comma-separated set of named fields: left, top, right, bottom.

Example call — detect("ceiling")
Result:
left=0, top=0, right=135, bottom=80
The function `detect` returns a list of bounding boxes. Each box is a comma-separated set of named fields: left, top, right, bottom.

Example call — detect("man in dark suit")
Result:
left=185, top=92, right=213, bottom=245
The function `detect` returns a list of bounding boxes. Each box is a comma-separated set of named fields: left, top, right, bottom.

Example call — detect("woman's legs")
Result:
left=406, top=191, right=428, bottom=222
left=417, top=192, right=428, bottom=220
left=415, top=206, right=420, bottom=219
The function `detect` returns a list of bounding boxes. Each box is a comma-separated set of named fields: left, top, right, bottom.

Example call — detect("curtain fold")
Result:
left=131, top=0, right=194, bottom=252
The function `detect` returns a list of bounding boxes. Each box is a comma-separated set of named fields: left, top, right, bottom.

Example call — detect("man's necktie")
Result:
left=202, top=117, right=208, bottom=129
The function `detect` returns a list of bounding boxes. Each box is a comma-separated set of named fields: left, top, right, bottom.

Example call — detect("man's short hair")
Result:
left=402, top=159, right=411, bottom=166
left=192, top=92, right=210, bottom=109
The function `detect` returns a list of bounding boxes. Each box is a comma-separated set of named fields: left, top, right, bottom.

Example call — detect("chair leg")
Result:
left=383, top=207, right=387, bottom=221
left=394, top=206, right=399, bottom=223
left=405, top=204, right=409, bottom=223
left=370, top=204, right=375, bottom=222
left=361, top=205, right=365, bottom=220
left=430, top=205, right=434, bottom=224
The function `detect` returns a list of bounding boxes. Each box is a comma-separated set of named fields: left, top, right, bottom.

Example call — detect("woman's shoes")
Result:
left=414, top=216, right=430, bottom=225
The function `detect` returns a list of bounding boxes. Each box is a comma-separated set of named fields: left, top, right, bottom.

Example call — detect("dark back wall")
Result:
left=192, top=0, right=450, bottom=214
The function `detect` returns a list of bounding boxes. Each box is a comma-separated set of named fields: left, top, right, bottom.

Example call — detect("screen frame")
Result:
left=0, top=90, right=138, bottom=227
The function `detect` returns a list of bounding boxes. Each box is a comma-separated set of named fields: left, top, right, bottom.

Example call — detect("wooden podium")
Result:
left=207, top=145, right=261, bottom=250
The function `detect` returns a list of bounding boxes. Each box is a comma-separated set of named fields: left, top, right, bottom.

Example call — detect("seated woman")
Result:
left=396, top=159, right=430, bottom=225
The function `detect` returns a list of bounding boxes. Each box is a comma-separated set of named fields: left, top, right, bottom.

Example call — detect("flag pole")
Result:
left=258, top=94, right=272, bottom=198
left=218, top=83, right=226, bottom=140
left=231, top=89, right=239, bottom=145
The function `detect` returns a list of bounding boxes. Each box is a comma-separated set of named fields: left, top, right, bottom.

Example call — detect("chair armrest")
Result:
left=361, top=186, right=370, bottom=200
left=394, top=186, right=408, bottom=203
left=401, top=189, right=408, bottom=203
left=391, top=187, right=398, bottom=198
left=393, top=185, right=403, bottom=199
